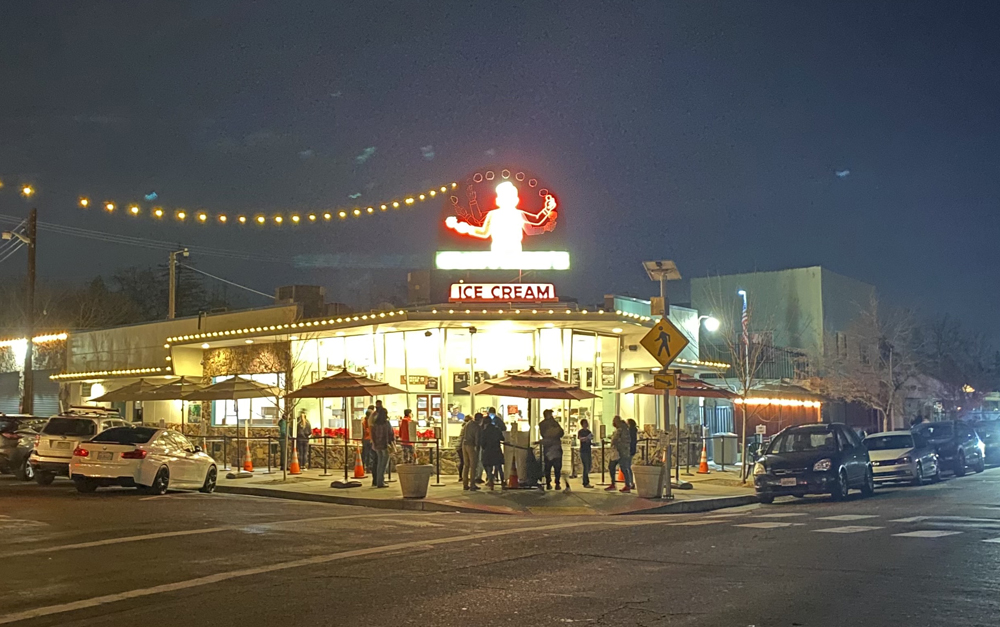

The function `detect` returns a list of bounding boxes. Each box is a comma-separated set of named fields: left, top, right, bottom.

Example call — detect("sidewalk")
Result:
left=217, top=464, right=757, bottom=516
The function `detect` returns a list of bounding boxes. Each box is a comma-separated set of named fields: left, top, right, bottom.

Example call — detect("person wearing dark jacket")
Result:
left=577, top=418, right=594, bottom=488
left=480, top=418, right=505, bottom=489
left=297, top=412, right=312, bottom=469
left=538, top=409, right=565, bottom=490
left=627, top=419, right=639, bottom=489
left=370, top=410, right=394, bottom=488
left=462, top=413, right=483, bottom=491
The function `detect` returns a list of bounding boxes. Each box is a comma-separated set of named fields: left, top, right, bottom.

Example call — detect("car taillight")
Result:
left=120, top=449, right=147, bottom=460
left=72, top=447, right=89, bottom=457
left=1, top=432, right=18, bottom=440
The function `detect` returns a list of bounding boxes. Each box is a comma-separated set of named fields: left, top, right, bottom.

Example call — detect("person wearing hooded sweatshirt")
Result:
left=538, top=409, right=565, bottom=490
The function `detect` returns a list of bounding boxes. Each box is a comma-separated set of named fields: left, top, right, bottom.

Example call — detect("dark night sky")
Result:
left=1, top=1, right=997, bottom=333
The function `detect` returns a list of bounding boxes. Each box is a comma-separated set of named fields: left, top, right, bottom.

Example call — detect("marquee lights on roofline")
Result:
left=50, top=366, right=168, bottom=381
left=733, top=397, right=822, bottom=408
left=164, top=308, right=625, bottom=345
left=0, top=333, right=68, bottom=348
left=75, top=182, right=458, bottom=227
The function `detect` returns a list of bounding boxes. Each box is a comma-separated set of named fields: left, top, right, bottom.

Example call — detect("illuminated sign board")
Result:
left=435, top=168, right=570, bottom=271
left=449, top=283, right=558, bottom=303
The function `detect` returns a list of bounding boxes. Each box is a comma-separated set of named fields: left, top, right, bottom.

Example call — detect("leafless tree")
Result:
left=916, top=315, right=998, bottom=417
left=821, top=294, right=921, bottom=432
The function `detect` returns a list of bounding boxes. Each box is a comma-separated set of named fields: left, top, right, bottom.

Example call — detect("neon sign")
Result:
left=449, top=283, right=558, bottom=303
left=435, top=168, right=570, bottom=271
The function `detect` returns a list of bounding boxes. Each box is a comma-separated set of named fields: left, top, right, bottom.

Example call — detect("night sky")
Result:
left=1, top=2, right=997, bottom=333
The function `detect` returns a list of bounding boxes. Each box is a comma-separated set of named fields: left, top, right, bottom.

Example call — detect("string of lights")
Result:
left=73, top=181, right=459, bottom=227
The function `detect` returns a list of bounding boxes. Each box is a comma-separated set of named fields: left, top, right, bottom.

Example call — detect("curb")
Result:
left=218, top=484, right=757, bottom=516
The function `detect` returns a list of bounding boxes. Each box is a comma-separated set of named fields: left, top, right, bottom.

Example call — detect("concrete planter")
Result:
left=632, top=465, right=665, bottom=498
left=396, top=464, right=434, bottom=499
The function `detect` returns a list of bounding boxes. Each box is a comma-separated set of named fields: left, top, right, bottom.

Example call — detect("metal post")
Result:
left=222, top=435, right=229, bottom=470
left=344, top=434, right=349, bottom=482
left=433, top=438, right=444, bottom=486
left=321, top=435, right=330, bottom=476
left=266, top=436, right=272, bottom=473
left=600, top=439, right=606, bottom=485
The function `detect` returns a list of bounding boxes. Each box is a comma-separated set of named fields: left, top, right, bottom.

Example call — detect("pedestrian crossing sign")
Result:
left=640, top=316, right=689, bottom=368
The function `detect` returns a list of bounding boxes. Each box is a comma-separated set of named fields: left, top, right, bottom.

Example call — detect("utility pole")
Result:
left=4, top=209, right=36, bottom=414
left=167, top=248, right=189, bottom=319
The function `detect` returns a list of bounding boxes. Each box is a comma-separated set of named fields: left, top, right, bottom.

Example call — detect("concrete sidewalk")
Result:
left=217, top=464, right=757, bottom=515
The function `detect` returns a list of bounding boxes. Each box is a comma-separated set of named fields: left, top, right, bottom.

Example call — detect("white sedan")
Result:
left=864, top=430, right=941, bottom=486
left=69, top=426, right=217, bottom=494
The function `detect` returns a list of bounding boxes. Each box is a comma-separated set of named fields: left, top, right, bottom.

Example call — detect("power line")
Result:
left=177, top=262, right=275, bottom=300
left=0, top=240, right=24, bottom=265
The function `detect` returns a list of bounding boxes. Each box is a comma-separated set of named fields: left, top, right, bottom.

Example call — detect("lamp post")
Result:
left=2, top=207, right=36, bottom=414
left=736, top=289, right=750, bottom=480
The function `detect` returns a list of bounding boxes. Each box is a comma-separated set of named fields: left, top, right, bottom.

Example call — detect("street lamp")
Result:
left=700, top=315, right=720, bottom=333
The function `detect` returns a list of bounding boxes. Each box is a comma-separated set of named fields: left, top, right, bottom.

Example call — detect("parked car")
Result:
left=912, top=421, right=985, bottom=476
left=29, top=413, right=130, bottom=485
left=864, top=430, right=940, bottom=485
left=972, top=421, right=1000, bottom=464
left=0, top=415, right=47, bottom=480
left=753, top=423, right=875, bottom=504
left=69, top=426, right=217, bottom=494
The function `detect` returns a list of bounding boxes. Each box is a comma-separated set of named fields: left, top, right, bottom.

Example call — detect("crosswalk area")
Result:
left=673, top=509, right=1000, bottom=542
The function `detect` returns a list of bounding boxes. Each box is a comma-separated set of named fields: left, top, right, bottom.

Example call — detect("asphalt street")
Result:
left=3, top=469, right=1000, bottom=627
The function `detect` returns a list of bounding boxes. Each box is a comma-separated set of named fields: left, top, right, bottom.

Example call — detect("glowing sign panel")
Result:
left=436, top=170, right=570, bottom=271
left=449, top=283, right=558, bottom=303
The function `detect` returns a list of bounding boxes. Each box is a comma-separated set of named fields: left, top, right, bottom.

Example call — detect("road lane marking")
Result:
left=0, top=519, right=624, bottom=625
left=890, top=516, right=927, bottom=523
left=0, top=512, right=442, bottom=558
left=753, top=513, right=808, bottom=518
left=817, top=515, right=879, bottom=521
left=668, top=520, right=724, bottom=526
left=893, top=530, right=963, bottom=538
left=812, top=525, right=883, bottom=534
left=982, top=537, right=1000, bottom=543
left=735, top=522, right=804, bottom=529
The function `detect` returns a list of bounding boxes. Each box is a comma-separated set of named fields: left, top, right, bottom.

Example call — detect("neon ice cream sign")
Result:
left=435, top=171, right=570, bottom=270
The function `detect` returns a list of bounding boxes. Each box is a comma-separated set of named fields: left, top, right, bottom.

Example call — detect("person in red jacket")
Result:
left=399, top=409, right=415, bottom=463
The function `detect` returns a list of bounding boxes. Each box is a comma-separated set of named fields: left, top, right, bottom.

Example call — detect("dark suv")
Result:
left=0, top=415, right=46, bottom=480
left=912, top=421, right=985, bottom=476
left=753, top=423, right=875, bottom=504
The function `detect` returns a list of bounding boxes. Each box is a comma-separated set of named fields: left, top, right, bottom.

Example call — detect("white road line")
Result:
left=817, top=515, right=879, bottom=521
left=982, top=537, right=1000, bottom=543
left=669, top=520, right=724, bottom=526
left=735, top=522, right=804, bottom=529
left=0, top=520, right=617, bottom=625
left=753, top=513, right=809, bottom=518
left=812, top=525, right=883, bottom=534
left=893, top=530, right=963, bottom=538
left=890, top=516, right=927, bottom=523
left=0, top=512, right=441, bottom=559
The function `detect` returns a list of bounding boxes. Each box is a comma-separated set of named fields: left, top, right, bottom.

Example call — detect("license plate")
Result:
left=780, top=477, right=798, bottom=487
left=97, top=452, right=114, bottom=461
left=54, top=441, right=71, bottom=449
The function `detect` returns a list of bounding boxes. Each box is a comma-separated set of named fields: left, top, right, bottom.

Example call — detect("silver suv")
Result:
left=30, top=413, right=129, bottom=485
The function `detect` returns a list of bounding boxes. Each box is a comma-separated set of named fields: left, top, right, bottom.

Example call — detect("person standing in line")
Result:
left=577, top=418, right=594, bottom=488
left=370, top=409, right=394, bottom=488
left=362, top=405, right=375, bottom=473
left=462, top=413, right=483, bottom=491
left=296, top=411, right=312, bottom=470
left=627, top=418, right=639, bottom=489
left=480, top=414, right=505, bottom=490
left=488, top=407, right=506, bottom=484
left=277, top=413, right=289, bottom=470
left=457, top=412, right=470, bottom=481
left=473, top=413, right=487, bottom=485
left=399, top=409, right=415, bottom=463
left=538, top=409, right=566, bottom=491
left=606, top=416, right=631, bottom=492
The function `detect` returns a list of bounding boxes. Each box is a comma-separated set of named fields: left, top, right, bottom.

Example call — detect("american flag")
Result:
left=741, top=298, right=749, bottom=345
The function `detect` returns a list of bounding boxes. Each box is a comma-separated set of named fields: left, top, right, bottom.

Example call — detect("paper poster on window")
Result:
left=601, top=362, right=617, bottom=388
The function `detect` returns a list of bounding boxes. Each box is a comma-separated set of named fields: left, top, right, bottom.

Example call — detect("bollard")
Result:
left=343, top=437, right=350, bottom=482
left=222, top=436, right=229, bottom=471
left=433, top=438, right=445, bottom=487
left=600, top=439, right=606, bottom=485
left=267, top=436, right=272, bottom=473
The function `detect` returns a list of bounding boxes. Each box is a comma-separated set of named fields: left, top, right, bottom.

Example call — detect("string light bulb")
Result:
left=176, top=211, right=186, bottom=220
left=153, top=208, right=164, bottom=218
left=105, top=202, right=115, bottom=212
left=392, top=201, right=400, bottom=208
left=198, top=213, right=207, bottom=222
left=79, top=198, right=90, bottom=208
left=338, top=211, right=347, bottom=219
left=256, top=216, right=265, bottom=224
left=291, top=215, right=300, bottom=223
left=238, top=216, right=247, bottom=224
left=21, top=186, right=34, bottom=197
left=308, top=214, right=316, bottom=221
left=218, top=215, right=228, bottom=223
left=129, top=205, right=140, bottom=215
left=274, top=215, right=283, bottom=224
left=324, top=212, right=332, bottom=220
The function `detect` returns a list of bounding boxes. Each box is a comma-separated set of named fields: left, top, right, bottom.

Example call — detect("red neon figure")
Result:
left=445, top=182, right=556, bottom=254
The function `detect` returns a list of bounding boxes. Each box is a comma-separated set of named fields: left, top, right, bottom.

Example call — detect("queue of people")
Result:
left=459, top=407, right=508, bottom=491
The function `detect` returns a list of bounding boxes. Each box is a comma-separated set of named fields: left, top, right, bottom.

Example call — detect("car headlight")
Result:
left=813, top=458, right=832, bottom=472
left=897, top=456, right=912, bottom=465
left=753, top=462, right=766, bottom=476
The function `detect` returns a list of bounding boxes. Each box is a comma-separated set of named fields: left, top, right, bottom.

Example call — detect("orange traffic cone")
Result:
left=353, top=446, right=366, bottom=479
left=697, top=442, right=710, bottom=474
left=617, top=467, right=625, bottom=483
left=507, top=455, right=519, bottom=489
left=243, top=441, right=254, bottom=472
left=289, top=445, right=301, bottom=475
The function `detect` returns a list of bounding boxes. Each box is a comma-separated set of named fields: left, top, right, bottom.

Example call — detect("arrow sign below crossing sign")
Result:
left=640, top=316, right=689, bottom=368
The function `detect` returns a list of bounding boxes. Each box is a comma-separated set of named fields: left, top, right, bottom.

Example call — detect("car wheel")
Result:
left=758, top=493, right=774, bottom=504
left=911, top=462, right=924, bottom=487
left=73, top=477, right=98, bottom=493
left=861, top=467, right=875, bottom=497
left=975, top=454, right=986, bottom=474
left=199, top=466, right=217, bottom=493
left=34, top=471, right=55, bottom=486
left=831, top=469, right=849, bottom=501
left=14, top=457, right=33, bottom=481
left=144, top=467, right=169, bottom=495
left=955, top=452, right=967, bottom=477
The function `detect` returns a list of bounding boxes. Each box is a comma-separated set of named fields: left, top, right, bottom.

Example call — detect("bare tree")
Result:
left=822, top=294, right=921, bottom=432
left=916, top=315, right=998, bottom=418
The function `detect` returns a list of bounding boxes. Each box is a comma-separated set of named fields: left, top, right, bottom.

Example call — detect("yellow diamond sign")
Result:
left=640, top=316, right=689, bottom=368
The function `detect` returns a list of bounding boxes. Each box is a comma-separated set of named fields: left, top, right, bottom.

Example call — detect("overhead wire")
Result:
left=176, top=262, right=275, bottom=300
left=0, top=240, right=24, bottom=265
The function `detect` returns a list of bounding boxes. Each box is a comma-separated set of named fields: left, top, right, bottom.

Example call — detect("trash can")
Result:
left=713, top=433, right=738, bottom=466
left=396, top=464, right=434, bottom=498
left=632, top=465, right=665, bottom=498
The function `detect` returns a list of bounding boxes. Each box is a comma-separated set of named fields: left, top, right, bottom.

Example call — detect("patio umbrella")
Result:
left=617, top=374, right=736, bottom=399
left=141, top=377, right=208, bottom=432
left=90, top=378, right=166, bottom=403
left=184, top=377, right=281, bottom=473
left=466, top=366, right=599, bottom=400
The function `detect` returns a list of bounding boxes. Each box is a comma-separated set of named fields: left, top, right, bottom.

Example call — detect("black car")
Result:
left=912, top=421, right=985, bottom=476
left=753, top=423, right=875, bottom=504
left=973, top=421, right=1000, bottom=464
left=0, top=415, right=46, bottom=480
